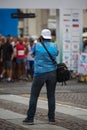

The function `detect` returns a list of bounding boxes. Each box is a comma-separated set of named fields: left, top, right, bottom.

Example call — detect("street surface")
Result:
left=0, top=79, right=87, bottom=130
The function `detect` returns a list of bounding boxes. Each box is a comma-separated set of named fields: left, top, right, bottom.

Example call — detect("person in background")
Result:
left=0, top=37, right=4, bottom=74
left=26, top=37, right=34, bottom=80
left=51, top=35, right=57, bottom=44
left=15, top=38, right=28, bottom=80
left=51, top=30, right=57, bottom=44
left=83, top=39, right=87, bottom=53
left=10, top=37, right=18, bottom=80
left=0, top=34, right=2, bottom=41
left=23, top=29, right=59, bottom=125
left=0, top=37, right=14, bottom=82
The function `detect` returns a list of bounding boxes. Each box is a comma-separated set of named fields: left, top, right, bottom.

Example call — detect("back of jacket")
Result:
left=32, top=39, right=59, bottom=76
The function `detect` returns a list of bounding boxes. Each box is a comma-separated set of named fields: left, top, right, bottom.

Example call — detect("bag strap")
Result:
left=41, top=40, right=57, bottom=65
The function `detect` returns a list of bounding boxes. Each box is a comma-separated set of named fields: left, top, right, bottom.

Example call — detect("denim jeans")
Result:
left=27, top=70, right=57, bottom=120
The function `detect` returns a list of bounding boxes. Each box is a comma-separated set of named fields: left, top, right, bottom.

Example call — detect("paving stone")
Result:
left=0, top=79, right=87, bottom=130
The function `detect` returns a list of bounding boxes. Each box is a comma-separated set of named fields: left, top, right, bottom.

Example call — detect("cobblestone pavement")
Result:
left=0, top=98, right=87, bottom=130
left=0, top=79, right=87, bottom=130
left=0, top=118, right=30, bottom=130
left=0, top=79, right=87, bottom=109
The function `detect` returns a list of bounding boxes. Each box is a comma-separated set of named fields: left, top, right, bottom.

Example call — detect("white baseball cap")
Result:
left=41, top=29, right=52, bottom=39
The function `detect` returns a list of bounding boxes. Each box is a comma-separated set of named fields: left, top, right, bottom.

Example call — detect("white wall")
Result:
left=0, top=0, right=87, bottom=9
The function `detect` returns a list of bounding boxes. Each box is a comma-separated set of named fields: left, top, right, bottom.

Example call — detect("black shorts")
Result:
left=3, top=61, right=12, bottom=69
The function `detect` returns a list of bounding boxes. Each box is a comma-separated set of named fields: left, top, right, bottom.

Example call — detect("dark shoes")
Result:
left=23, top=118, right=56, bottom=125
left=23, top=118, right=34, bottom=125
left=0, top=77, right=3, bottom=81
left=49, top=119, right=56, bottom=125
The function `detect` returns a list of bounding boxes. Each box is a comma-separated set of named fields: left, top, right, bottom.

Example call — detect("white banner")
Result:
left=59, top=9, right=83, bottom=70
left=78, top=53, right=87, bottom=74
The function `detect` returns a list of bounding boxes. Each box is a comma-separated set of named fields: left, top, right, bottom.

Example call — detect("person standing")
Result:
left=15, top=38, right=27, bottom=80
left=23, top=29, right=59, bottom=125
left=0, top=37, right=14, bottom=82
left=26, top=37, right=35, bottom=80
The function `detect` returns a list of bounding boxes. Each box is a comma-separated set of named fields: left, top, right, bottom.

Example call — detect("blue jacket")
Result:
left=32, top=39, right=59, bottom=76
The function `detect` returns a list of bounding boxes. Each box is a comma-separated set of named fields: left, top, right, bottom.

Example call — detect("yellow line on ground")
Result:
left=20, top=94, right=47, bottom=101
left=0, top=88, right=4, bottom=91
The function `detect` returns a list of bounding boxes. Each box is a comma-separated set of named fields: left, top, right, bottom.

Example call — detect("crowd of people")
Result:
left=0, top=31, right=57, bottom=82
left=0, top=34, right=35, bottom=82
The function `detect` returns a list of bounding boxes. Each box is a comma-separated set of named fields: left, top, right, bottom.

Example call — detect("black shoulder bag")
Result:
left=41, top=41, right=71, bottom=83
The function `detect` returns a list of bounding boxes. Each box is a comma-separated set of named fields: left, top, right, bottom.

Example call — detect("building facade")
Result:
left=0, top=9, right=87, bottom=38
left=18, top=9, right=56, bottom=38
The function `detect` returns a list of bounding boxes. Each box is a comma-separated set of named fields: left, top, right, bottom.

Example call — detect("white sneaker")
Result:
left=0, top=74, right=3, bottom=79
left=7, top=77, right=11, bottom=82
